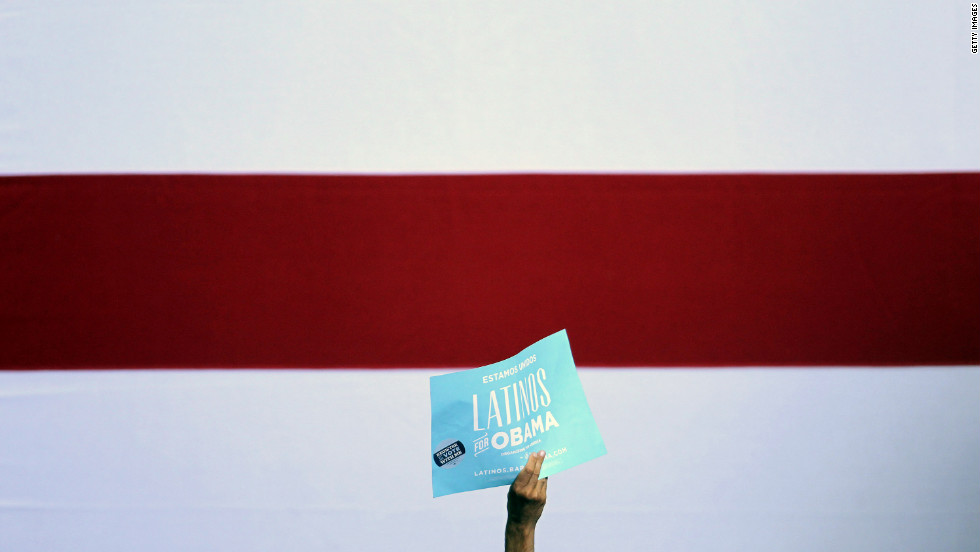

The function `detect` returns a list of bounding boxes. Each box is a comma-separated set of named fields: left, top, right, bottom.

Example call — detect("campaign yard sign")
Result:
left=430, top=330, right=606, bottom=497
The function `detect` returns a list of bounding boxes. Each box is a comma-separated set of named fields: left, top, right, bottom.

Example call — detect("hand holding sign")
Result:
left=505, top=451, right=548, bottom=552
left=430, top=330, right=605, bottom=497
left=507, top=450, right=547, bottom=525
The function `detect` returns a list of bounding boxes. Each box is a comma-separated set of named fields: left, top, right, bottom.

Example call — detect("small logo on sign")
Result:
left=433, top=439, right=466, bottom=468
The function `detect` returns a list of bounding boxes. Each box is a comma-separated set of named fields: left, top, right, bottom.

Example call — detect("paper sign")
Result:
left=430, top=330, right=606, bottom=497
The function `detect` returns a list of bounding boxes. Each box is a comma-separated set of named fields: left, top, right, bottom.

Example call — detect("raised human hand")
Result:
left=507, top=450, right=547, bottom=527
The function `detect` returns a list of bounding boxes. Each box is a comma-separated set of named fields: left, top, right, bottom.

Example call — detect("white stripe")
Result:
left=1, top=1, right=977, bottom=175
left=2, top=368, right=977, bottom=551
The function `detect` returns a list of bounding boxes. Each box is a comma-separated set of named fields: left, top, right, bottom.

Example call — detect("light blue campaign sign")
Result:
left=430, top=330, right=606, bottom=497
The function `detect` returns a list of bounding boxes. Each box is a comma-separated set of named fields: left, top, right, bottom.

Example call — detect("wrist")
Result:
left=506, top=518, right=537, bottom=534
left=505, top=520, right=536, bottom=552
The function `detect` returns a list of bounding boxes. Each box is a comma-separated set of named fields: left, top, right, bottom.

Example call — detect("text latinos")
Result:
left=472, top=367, right=559, bottom=452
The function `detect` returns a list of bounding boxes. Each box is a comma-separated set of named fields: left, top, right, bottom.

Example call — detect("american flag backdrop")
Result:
left=1, top=2, right=978, bottom=551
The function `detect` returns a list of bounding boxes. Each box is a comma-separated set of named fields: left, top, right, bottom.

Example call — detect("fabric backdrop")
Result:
left=1, top=2, right=978, bottom=551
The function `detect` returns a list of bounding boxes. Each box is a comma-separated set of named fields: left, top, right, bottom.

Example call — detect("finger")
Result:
left=515, top=451, right=543, bottom=489
left=526, top=450, right=544, bottom=484
left=534, top=476, right=548, bottom=499
left=531, top=450, right=545, bottom=477
left=512, top=453, right=537, bottom=488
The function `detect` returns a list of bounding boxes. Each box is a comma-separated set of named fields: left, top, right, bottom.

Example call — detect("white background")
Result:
left=1, top=1, right=978, bottom=550
left=2, top=368, right=978, bottom=551
left=1, top=0, right=978, bottom=175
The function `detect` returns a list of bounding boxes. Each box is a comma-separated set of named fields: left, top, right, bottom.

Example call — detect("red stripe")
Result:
left=1, top=173, right=977, bottom=368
